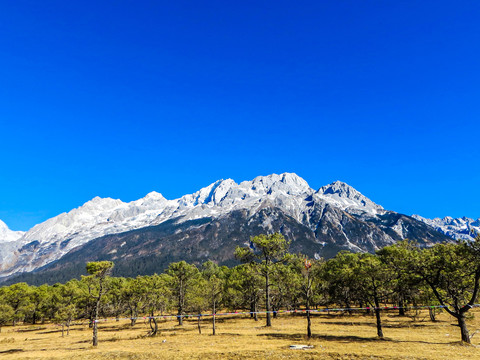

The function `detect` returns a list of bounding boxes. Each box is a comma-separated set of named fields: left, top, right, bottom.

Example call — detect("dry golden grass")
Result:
left=1, top=309, right=480, bottom=359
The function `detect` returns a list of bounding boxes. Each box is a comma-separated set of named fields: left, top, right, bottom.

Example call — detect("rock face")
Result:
left=0, top=173, right=454, bottom=283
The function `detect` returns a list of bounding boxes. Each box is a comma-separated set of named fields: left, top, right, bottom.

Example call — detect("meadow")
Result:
left=1, top=309, right=479, bottom=359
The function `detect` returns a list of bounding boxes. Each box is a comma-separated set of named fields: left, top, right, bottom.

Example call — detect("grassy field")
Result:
left=1, top=310, right=480, bottom=359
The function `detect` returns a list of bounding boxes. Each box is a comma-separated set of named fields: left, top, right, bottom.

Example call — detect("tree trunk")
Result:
left=89, top=309, right=94, bottom=328
left=374, top=297, right=384, bottom=339
left=92, top=291, right=101, bottom=347
left=457, top=315, right=470, bottom=343
left=346, top=301, right=352, bottom=315
left=178, top=281, right=184, bottom=326
left=254, top=300, right=258, bottom=321
left=429, top=307, right=436, bottom=322
left=398, top=298, right=405, bottom=316
left=178, top=310, right=183, bottom=326
left=197, top=316, right=202, bottom=334
left=266, top=270, right=271, bottom=327
left=306, top=271, right=312, bottom=339
left=61, top=324, right=65, bottom=337
left=129, top=307, right=138, bottom=327
left=306, top=297, right=312, bottom=338
left=149, top=313, right=158, bottom=336
left=92, top=313, right=99, bottom=345
left=212, top=300, right=216, bottom=336
left=150, top=310, right=159, bottom=336
left=92, top=308, right=99, bottom=346
left=67, top=323, right=70, bottom=336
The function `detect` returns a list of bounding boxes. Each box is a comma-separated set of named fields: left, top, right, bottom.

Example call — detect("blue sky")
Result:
left=0, top=1, right=479, bottom=231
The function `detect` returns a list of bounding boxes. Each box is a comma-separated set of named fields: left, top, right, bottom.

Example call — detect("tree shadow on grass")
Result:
left=14, top=327, right=47, bottom=332
left=0, top=349, right=24, bottom=354
left=259, top=333, right=382, bottom=343
left=99, top=323, right=142, bottom=331
left=99, top=322, right=161, bottom=332
left=37, top=329, right=62, bottom=334
left=314, top=320, right=434, bottom=329
left=180, top=316, right=239, bottom=324
left=215, top=332, right=243, bottom=336
left=102, top=327, right=127, bottom=332
left=157, top=326, right=189, bottom=333
left=259, top=333, right=459, bottom=346
left=76, top=335, right=139, bottom=344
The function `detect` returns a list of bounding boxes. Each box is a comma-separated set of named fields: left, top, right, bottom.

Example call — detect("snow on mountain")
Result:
left=162, top=173, right=314, bottom=224
left=0, top=220, right=24, bottom=243
left=317, top=181, right=384, bottom=215
left=412, top=215, right=480, bottom=240
left=0, top=173, right=393, bottom=278
left=245, top=173, right=311, bottom=196
left=19, top=197, right=126, bottom=247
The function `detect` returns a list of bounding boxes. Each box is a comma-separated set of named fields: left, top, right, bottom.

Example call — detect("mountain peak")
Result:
left=0, top=219, right=25, bottom=243
left=244, top=172, right=312, bottom=196
left=279, top=172, right=311, bottom=188
left=143, top=191, right=166, bottom=201
left=317, top=181, right=383, bottom=214
left=0, top=219, right=8, bottom=231
left=80, top=196, right=124, bottom=210
left=180, top=178, right=238, bottom=207
left=320, top=180, right=354, bottom=194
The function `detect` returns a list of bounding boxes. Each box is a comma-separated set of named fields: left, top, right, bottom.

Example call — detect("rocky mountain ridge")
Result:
left=411, top=215, right=480, bottom=241
left=0, top=173, right=466, bottom=281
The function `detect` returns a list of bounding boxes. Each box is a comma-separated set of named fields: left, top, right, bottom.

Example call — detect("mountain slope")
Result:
left=0, top=173, right=316, bottom=277
left=0, top=173, right=455, bottom=282
left=4, top=203, right=451, bottom=285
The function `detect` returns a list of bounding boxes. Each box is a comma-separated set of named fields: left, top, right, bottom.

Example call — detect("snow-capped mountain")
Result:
left=0, top=173, right=314, bottom=276
left=0, top=220, right=24, bottom=243
left=412, top=215, right=480, bottom=240
left=0, top=173, right=454, bottom=281
left=317, top=180, right=384, bottom=215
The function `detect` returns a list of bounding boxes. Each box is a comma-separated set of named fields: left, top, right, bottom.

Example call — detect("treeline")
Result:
left=1, top=233, right=479, bottom=345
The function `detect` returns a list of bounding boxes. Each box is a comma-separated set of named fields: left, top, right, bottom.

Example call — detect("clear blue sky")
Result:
left=1, top=1, right=479, bottom=231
